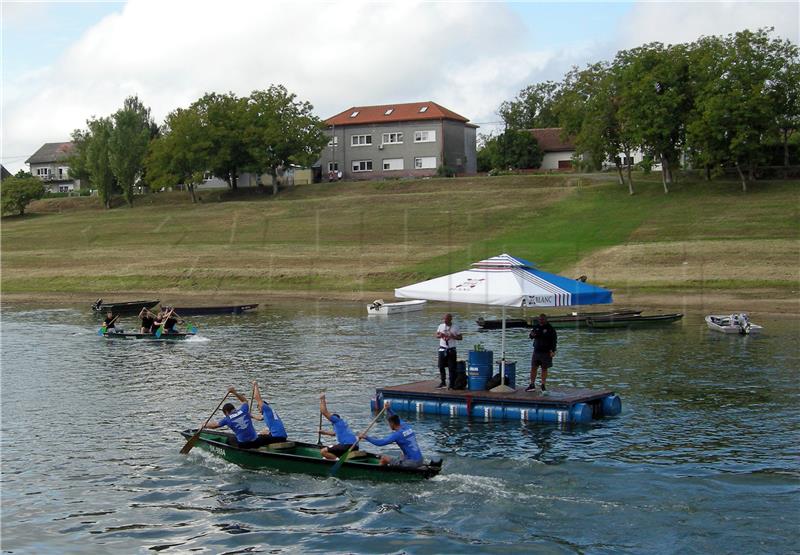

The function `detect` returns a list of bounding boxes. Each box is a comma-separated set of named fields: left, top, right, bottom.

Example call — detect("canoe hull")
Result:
left=172, top=304, right=259, bottom=316
left=92, top=299, right=160, bottom=316
left=179, top=430, right=442, bottom=481
left=102, top=332, right=195, bottom=340
left=587, top=313, right=683, bottom=329
left=477, top=310, right=643, bottom=330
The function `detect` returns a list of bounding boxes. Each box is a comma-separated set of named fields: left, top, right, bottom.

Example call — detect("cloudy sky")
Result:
left=2, top=0, right=798, bottom=173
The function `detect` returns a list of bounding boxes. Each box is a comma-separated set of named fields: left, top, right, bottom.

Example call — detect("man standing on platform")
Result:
left=435, top=313, right=463, bottom=389
left=526, top=313, right=557, bottom=392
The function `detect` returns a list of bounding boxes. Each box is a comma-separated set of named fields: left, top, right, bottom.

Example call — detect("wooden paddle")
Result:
left=317, top=412, right=323, bottom=446
left=171, top=309, right=198, bottom=334
left=154, top=308, right=175, bottom=338
left=329, top=405, right=387, bottom=477
left=97, top=314, right=120, bottom=336
left=179, top=392, right=230, bottom=454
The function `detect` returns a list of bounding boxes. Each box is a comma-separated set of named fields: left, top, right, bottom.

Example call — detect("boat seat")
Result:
left=266, top=441, right=296, bottom=450
left=345, top=450, right=369, bottom=459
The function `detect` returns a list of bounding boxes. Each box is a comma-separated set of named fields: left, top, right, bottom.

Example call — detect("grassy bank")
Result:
left=2, top=174, right=798, bottom=299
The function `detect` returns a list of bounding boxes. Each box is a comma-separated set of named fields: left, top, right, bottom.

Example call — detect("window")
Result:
left=351, top=134, right=372, bottom=146
left=414, top=130, right=436, bottom=143
left=383, top=158, right=404, bottom=171
left=58, top=185, right=70, bottom=193
left=352, top=160, right=373, bottom=172
left=203, top=171, right=214, bottom=181
left=58, top=167, right=69, bottom=179
left=327, top=136, right=339, bottom=147
left=36, top=167, right=50, bottom=177
left=419, top=106, right=428, bottom=113
left=381, top=132, right=403, bottom=145
left=384, top=108, right=394, bottom=115
left=327, top=162, right=339, bottom=172
left=350, top=111, right=359, bottom=118
left=414, top=156, right=437, bottom=169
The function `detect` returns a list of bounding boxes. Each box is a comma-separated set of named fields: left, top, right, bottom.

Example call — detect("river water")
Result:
left=1, top=302, right=798, bottom=554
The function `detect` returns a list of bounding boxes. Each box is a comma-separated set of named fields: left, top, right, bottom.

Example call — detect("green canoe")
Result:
left=586, top=313, right=683, bottom=329
left=102, top=331, right=196, bottom=340
left=179, top=429, right=443, bottom=481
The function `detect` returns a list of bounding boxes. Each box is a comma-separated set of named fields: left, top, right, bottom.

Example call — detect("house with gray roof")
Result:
left=26, top=142, right=82, bottom=192
left=318, top=101, right=478, bottom=181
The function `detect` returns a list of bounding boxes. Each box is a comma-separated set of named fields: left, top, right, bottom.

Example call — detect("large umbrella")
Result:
left=395, top=253, right=613, bottom=391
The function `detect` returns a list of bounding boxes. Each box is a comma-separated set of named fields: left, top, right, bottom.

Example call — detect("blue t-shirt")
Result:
left=261, top=401, right=287, bottom=438
left=330, top=414, right=357, bottom=445
left=366, top=413, right=422, bottom=462
left=217, top=403, right=258, bottom=443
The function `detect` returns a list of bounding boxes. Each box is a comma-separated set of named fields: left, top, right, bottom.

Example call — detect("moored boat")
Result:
left=92, top=298, right=160, bottom=315
left=367, top=299, right=427, bottom=315
left=705, top=314, right=762, bottom=335
left=476, top=310, right=643, bottom=330
left=179, top=429, right=443, bottom=481
left=102, top=331, right=196, bottom=340
left=171, top=304, right=259, bottom=316
left=586, top=313, right=683, bottom=329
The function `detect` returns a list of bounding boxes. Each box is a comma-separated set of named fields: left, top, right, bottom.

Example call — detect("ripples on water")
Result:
left=1, top=303, right=798, bottom=554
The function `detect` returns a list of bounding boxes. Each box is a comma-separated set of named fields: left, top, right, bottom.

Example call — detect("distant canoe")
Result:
left=172, top=304, right=259, bottom=316
left=367, top=299, right=427, bottom=315
left=92, top=299, right=159, bottom=315
left=476, top=310, right=643, bottom=330
left=102, top=331, right=195, bottom=340
left=586, top=313, right=683, bottom=329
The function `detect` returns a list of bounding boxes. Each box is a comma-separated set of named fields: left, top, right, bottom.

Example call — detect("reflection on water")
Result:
left=1, top=302, right=798, bottom=553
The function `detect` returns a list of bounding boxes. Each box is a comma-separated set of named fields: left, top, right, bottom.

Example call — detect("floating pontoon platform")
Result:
left=371, top=380, right=622, bottom=424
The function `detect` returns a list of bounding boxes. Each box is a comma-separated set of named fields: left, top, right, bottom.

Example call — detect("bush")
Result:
left=436, top=165, right=456, bottom=178
left=1, top=176, right=46, bottom=216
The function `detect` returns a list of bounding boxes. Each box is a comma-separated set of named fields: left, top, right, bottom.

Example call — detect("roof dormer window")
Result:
left=350, top=111, right=359, bottom=118
left=419, top=106, right=428, bottom=113
left=384, top=108, right=394, bottom=115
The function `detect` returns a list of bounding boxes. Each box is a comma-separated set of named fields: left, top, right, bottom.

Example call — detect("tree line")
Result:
left=67, top=85, right=326, bottom=207
left=484, top=27, right=799, bottom=193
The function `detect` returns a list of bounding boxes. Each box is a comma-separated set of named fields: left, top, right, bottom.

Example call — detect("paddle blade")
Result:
left=179, top=432, right=201, bottom=454
left=188, top=324, right=198, bottom=334
left=155, top=325, right=163, bottom=338
left=329, top=451, right=350, bottom=476
left=97, top=326, right=106, bottom=336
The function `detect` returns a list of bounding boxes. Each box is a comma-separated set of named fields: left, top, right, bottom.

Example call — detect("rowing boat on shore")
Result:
left=179, top=429, right=443, bottom=481
left=476, top=310, right=642, bottom=329
left=102, top=331, right=196, bottom=340
left=171, top=304, right=259, bottom=316
left=92, top=298, right=159, bottom=315
left=586, top=313, right=683, bottom=329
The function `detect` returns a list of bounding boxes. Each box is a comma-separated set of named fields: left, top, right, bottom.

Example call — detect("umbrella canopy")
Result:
left=395, top=253, right=612, bottom=307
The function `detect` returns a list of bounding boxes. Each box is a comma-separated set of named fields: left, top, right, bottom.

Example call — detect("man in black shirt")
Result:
left=526, top=313, right=557, bottom=392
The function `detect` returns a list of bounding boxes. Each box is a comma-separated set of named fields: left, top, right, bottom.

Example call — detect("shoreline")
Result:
left=2, top=287, right=798, bottom=317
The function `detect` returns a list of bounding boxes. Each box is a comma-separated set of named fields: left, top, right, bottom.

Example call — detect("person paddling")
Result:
left=202, top=387, right=268, bottom=449
left=139, top=307, right=156, bottom=334
left=318, top=393, right=358, bottom=460
left=360, top=401, right=423, bottom=468
left=252, top=381, right=288, bottom=445
left=102, top=310, right=119, bottom=333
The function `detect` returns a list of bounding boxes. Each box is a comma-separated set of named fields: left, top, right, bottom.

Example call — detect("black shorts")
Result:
left=327, top=443, right=357, bottom=456
left=532, top=351, right=553, bottom=369
left=260, top=435, right=288, bottom=445
left=236, top=435, right=270, bottom=449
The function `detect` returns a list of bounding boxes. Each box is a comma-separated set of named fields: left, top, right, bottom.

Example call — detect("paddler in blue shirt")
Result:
left=203, top=387, right=268, bottom=449
left=360, top=401, right=424, bottom=468
left=318, top=393, right=358, bottom=460
left=252, top=381, right=289, bottom=445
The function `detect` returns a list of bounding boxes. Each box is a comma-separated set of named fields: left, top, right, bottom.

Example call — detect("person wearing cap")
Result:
left=318, top=393, right=358, bottom=460
left=202, top=387, right=268, bottom=448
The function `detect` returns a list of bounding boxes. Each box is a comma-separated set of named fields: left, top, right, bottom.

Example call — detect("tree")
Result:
left=478, top=130, right=542, bottom=170
left=85, top=117, right=116, bottom=208
left=145, top=107, right=210, bottom=203
left=14, top=170, right=33, bottom=178
left=244, top=85, right=327, bottom=195
left=499, top=81, right=561, bottom=129
left=192, top=92, right=250, bottom=190
left=109, top=95, right=155, bottom=206
left=1, top=176, right=45, bottom=216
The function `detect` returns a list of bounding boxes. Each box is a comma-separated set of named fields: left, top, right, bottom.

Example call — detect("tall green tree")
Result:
left=145, top=107, right=211, bottom=203
left=244, top=85, right=326, bottom=194
left=193, top=92, right=250, bottom=190
left=0, top=175, right=45, bottom=216
left=85, top=117, right=115, bottom=208
left=109, top=95, right=155, bottom=206
left=499, top=81, right=562, bottom=129
left=478, top=130, right=542, bottom=170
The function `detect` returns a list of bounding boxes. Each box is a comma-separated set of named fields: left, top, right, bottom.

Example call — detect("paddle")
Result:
left=179, top=392, right=230, bottom=455
left=97, top=314, right=120, bottom=336
left=329, top=405, right=387, bottom=477
left=171, top=309, right=198, bottom=335
left=317, top=412, right=323, bottom=446
left=154, top=308, right=175, bottom=338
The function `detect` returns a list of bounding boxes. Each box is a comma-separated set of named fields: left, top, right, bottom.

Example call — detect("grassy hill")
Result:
left=2, top=174, right=798, bottom=299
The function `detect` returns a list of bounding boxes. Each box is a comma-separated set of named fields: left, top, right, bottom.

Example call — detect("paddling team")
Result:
left=200, top=383, right=424, bottom=467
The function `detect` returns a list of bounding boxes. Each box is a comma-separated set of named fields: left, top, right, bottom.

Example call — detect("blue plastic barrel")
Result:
left=468, top=376, right=488, bottom=391
left=497, top=361, right=516, bottom=388
left=601, top=394, right=622, bottom=416
left=422, top=399, right=440, bottom=414
left=468, top=350, right=493, bottom=378
left=570, top=403, right=592, bottom=423
left=440, top=402, right=468, bottom=417
left=384, top=397, right=409, bottom=413
left=471, top=404, right=503, bottom=420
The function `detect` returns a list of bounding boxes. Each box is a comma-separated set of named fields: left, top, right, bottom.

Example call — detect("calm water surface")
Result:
left=1, top=302, right=798, bottom=554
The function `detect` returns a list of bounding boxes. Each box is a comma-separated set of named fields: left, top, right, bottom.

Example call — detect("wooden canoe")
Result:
left=179, top=429, right=443, bottom=481
left=171, top=304, right=259, bottom=316
left=586, top=313, right=683, bottom=329
left=102, top=331, right=196, bottom=340
left=476, top=310, right=643, bottom=330
left=92, top=299, right=160, bottom=315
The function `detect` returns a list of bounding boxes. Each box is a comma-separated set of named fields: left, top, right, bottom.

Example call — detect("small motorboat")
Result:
left=367, top=299, right=426, bottom=315
left=705, top=313, right=763, bottom=335
left=179, top=429, right=443, bottom=481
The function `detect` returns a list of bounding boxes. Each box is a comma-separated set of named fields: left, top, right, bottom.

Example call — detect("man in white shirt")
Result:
left=435, top=313, right=463, bottom=389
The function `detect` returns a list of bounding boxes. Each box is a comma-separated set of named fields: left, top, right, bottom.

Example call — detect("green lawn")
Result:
left=2, top=174, right=798, bottom=295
